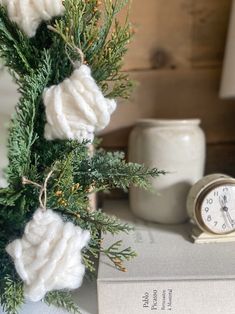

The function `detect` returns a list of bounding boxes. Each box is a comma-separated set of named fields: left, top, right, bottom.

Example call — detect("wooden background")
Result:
left=101, top=0, right=235, bottom=177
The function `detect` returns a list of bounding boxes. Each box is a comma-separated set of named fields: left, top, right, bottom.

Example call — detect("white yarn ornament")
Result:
left=0, top=0, right=65, bottom=37
left=43, top=64, right=117, bottom=143
left=6, top=208, right=90, bottom=302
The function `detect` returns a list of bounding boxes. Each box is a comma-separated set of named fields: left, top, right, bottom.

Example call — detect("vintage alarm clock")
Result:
left=187, top=174, right=235, bottom=235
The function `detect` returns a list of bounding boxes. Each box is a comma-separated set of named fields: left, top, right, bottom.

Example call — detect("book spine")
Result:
left=98, top=279, right=235, bottom=314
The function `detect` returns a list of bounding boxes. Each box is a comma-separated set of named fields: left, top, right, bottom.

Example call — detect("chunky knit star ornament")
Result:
left=6, top=207, right=90, bottom=302
left=0, top=0, right=65, bottom=37
left=43, top=64, right=117, bottom=143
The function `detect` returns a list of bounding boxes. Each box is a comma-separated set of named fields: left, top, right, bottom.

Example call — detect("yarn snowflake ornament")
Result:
left=0, top=0, right=65, bottom=37
left=43, top=64, right=117, bottom=143
left=6, top=208, right=90, bottom=302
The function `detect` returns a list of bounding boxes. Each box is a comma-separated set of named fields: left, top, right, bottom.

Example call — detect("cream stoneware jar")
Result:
left=129, top=119, right=206, bottom=224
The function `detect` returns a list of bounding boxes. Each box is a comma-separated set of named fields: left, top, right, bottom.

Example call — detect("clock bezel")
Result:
left=194, top=178, right=235, bottom=235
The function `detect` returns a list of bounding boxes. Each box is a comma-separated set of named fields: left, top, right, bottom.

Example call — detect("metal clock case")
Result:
left=187, top=174, right=235, bottom=235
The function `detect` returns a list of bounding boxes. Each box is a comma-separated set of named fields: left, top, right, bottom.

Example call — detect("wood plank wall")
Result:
left=100, top=0, right=235, bottom=177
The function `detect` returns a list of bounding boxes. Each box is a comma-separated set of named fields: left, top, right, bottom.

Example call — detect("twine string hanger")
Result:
left=47, top=25, right=85, bottom=67
left=22, top=171, right=53, bottom=211
left=65, top=44, right=85, bottom=68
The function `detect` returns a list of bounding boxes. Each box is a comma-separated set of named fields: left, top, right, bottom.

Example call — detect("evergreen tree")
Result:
left=0, top=1, right=164, bottom=313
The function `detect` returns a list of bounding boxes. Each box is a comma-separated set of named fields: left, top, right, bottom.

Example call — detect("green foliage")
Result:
left=83, top=209, right=134, bottom=235
left=0, top=6, right=36, bottom=75
left=76, top=149, right=165, bottom=191
left=0, top=276, right=24, bottom=314
left=7, top=51, right=52, bottom=187
left=44, top=291, right=81, bottom=314
left=51, top=0, right=134, bottom=98
left=102, top=240, right=137, bottom=272
left=0, top=0, right=164, bottom=313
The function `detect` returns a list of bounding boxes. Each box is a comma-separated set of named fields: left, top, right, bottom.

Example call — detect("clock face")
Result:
left=200, top=183, right=235, bottom=234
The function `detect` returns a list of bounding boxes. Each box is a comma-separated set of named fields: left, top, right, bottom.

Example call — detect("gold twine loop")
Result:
left=65, top=44, right=85, bottom=68
left=47, top=25, right=85, bottom=68
left=22, top=171, right=53, bottom=211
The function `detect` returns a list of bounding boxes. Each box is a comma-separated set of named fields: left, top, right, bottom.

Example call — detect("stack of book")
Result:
left=98, top=201, right=235, bottom=314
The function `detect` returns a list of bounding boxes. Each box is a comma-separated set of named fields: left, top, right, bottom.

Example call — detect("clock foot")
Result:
left=190, top=224, right=235, bottom=244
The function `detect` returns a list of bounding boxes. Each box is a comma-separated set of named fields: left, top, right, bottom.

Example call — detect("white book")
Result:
left=98, top=201, right=235, bottom=314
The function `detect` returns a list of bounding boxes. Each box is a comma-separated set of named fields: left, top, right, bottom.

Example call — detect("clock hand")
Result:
left=219, top=195, right=225, bottom=207
left=219, top=193, right=230, bottom=207
left=219, top=194, right=234, bottom=228
left=223, top=207, right=235, bottom=228
left=221, top=209, right=230, bottom=229
left=220, top=205, right=230, bottom=228
left=223, top=195, right=231, bottom=206
left=227, top=213, right=235, bottom=228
